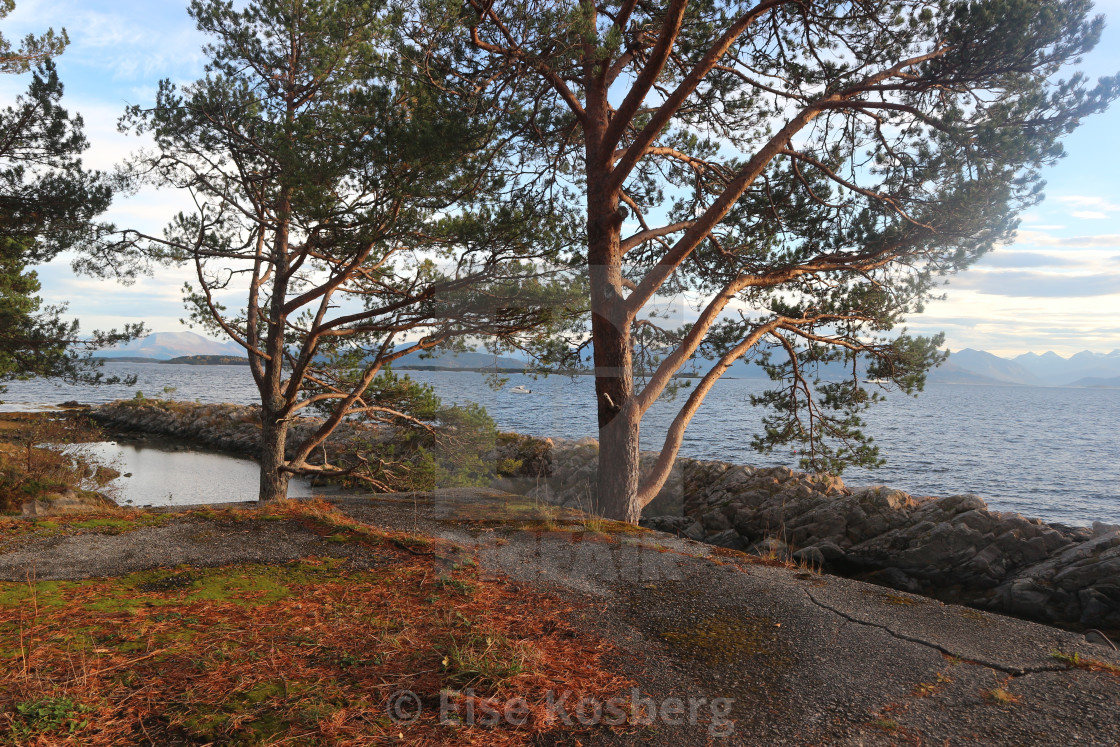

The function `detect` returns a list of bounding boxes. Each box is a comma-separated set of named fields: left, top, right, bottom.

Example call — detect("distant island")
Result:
left=162, top=355, right=251, bottom=366
left=92, top=355, right=250, bottom=366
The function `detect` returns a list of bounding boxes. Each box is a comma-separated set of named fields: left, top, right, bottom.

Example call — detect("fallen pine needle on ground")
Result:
left=0, top=501, right=635, bottom=746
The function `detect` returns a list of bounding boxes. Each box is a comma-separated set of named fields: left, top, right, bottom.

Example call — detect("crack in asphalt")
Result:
left=800, top=587, right=1072, bottom=677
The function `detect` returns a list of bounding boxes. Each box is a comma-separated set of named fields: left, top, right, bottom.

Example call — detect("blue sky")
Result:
left=4, top=0, right=1120, bottom=357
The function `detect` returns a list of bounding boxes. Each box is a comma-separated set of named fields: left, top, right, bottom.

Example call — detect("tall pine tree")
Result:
left=415, top=0, right=1120, bottom=521
left=0, top=1, right=141, bottom=388
left=113, top=0, right=578, bottom=499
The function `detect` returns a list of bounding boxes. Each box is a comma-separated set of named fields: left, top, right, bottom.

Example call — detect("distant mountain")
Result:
left=935, top=349, right=1043, bottom=386
left=1012, top=351, right=1071, bottom=384
left=99, top=331, right=244, bottom=360
left=100, top=334, right=1120, bottom=388
left=723, top=346, right=1120, bottom=388
left=101, top=335, right=530, bottom=369
left=1014, top=349, right=1120, bottom=386
left=1067, top=375, right=1120, bottom=389
left=925, top=362, right=1012, bottom=386
left=721, top=349, right=1021, bottom=384
left=391, top=350, right=528, bottom=370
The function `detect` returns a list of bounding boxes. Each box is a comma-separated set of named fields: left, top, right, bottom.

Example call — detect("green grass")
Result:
left=870, top=717, right=900, bottom=732
left=0, top=559, right=358, bottom=615
left=438, top=633, right=539, bottom=689
left=1050, top=650, right=1120, bottom=676
left=9, top=697, right=95, bottom=741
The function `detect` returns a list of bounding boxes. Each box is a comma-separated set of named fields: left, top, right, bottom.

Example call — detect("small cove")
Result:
left=57, top=440, right=313, bottom=507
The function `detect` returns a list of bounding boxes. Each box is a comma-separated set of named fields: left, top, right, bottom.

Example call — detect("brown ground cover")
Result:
left=0, top=411, right=113, bottom=514
left=0, top=501, right=634, bottom=745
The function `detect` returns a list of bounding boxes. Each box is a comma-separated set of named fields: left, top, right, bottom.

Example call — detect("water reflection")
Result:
left=61, top=441, right=312, bottom=507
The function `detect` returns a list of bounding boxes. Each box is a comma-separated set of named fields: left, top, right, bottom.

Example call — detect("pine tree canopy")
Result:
left=0, top=2, right=141, bottom=388
left=406, top=0, right=1120, bottom=519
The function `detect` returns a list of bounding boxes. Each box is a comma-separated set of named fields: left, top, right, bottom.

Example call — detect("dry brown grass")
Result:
left=0, top=501, right=634, bottom=745
left=0, top=413, right=114, bottom=514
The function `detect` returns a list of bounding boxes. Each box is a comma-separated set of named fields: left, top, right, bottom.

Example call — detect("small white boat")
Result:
left=510, top=385, right=532, bottom=394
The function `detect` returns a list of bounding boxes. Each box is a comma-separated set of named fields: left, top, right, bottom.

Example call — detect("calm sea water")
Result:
left=4, top=361, right=1118, bottom=525
left=57, top=441, right=312, bottom=507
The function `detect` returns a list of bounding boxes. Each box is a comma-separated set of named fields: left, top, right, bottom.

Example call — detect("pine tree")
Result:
left=114, top=0, right=577, bottom=500
left=0, top=1, right=141, bottom=388
left=420, top=0, right=1120, bottom=521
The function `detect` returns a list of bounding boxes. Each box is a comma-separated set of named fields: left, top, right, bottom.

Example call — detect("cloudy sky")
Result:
left=4, top=0, right=1120, bottom=357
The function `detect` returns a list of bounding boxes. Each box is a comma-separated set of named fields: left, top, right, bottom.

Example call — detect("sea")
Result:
left=3, top=361, right=1118, bottom=526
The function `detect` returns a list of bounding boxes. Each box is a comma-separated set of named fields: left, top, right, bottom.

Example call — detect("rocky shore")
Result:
left=511, top=439, right=1120, bottom=632
left=90, top=398, right=386, bottom=462
left=90, top=399, right=1120, bottom=632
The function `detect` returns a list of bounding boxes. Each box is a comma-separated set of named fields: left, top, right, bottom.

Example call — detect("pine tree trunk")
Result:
left=587, top=162, right=640, bottom=523
left=596, top=403, right=641, bottom=523
left=258, top=402, right=290, bottom=502
left=258, top=186, right=293, bottom=504
left=584, top=71, right=643, bottom=523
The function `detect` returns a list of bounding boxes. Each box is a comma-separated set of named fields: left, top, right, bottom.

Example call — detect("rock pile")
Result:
left=648, top=462, right=1119, bottom=629
left=90, top=400, right=384, bottom=462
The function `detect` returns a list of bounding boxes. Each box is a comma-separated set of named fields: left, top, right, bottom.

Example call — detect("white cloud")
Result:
left=907, top=289, right=1120, bottom=356
left=1055, top=195, right=1120, bottom=212
left=1015, top=230, right=1120, bottom=249
left=1018, top=213, right=1066, bottom=230
left=6, top=0, right=207, bottom=83
left=949, top=270, right=1120, bottom=297
left=976, top=251, right=1079, bottom=268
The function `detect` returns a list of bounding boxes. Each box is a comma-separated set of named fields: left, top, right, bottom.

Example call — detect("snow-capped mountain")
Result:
left=97, top=331, right=245, bottom=360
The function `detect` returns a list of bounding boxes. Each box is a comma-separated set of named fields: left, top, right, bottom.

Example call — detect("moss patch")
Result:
left=881, top=593, right=924, bottom=606
left=658, top=615, right=792, bottom=673
left=67, top=518, right=138, bottom=531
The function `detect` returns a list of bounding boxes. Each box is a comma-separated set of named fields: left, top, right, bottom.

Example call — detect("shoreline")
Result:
left=3, top=370, right=1118, bottom=527
left=79, top=399, right=1120, bottom=634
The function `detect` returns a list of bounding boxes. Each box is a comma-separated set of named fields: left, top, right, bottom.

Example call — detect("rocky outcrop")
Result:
left=90, top=400, right=387, bottom=462
left=646, top=468, right=1120, bottom=629
left=496, top=437, right=1120, bottom=630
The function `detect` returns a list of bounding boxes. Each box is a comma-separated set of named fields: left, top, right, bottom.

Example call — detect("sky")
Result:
left=3, top=0, right=1120, bottom=358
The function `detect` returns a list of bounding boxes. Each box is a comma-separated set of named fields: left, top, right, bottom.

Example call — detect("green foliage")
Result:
left=426, top=0, right=1120, bottom=486
left=0, top=3, right=142, bottom=390
left=0, top=0, right=66, bottom=74
left=109, top=0, right=580, bottom=498
left=324, top=369, right=500, bottom=492
left=9, top=697, right=94, bottom=739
